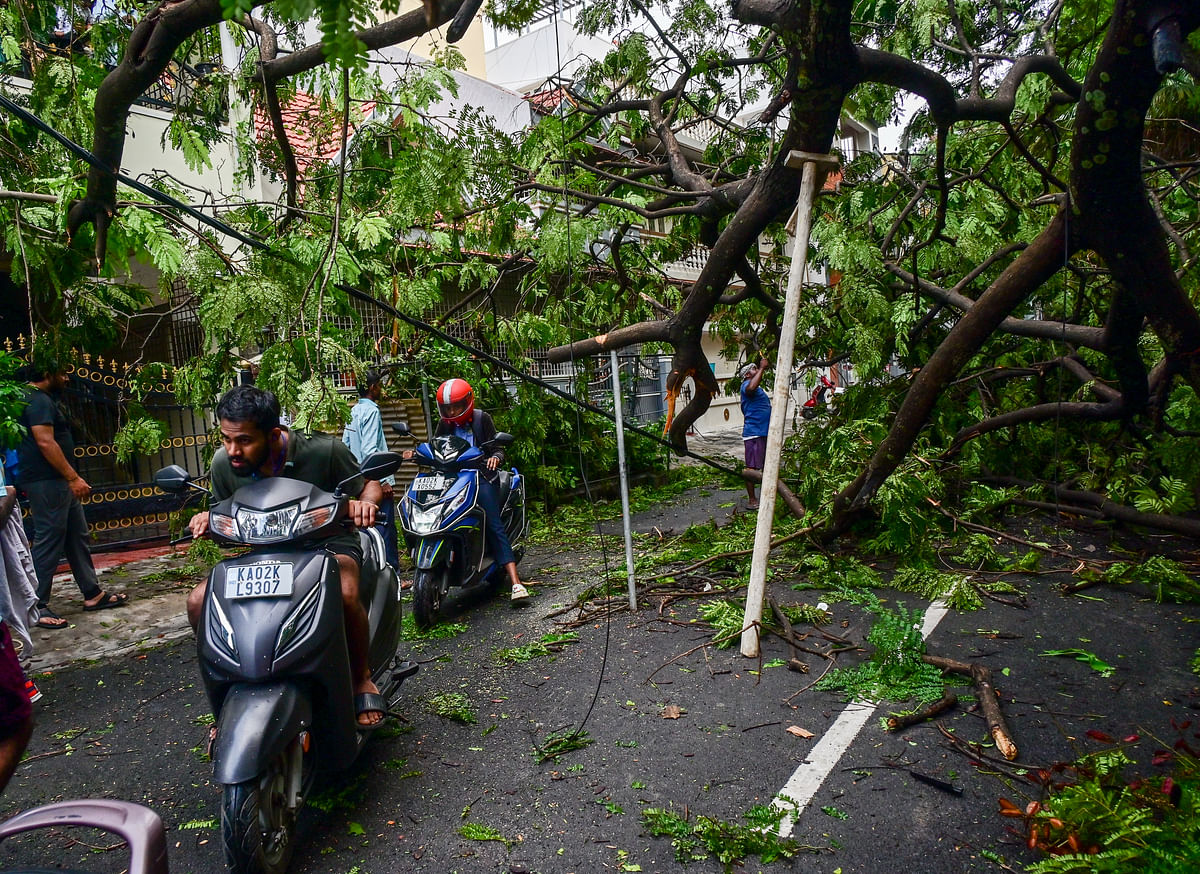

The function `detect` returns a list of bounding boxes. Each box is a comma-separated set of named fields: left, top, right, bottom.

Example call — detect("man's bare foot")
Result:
left=354, top=678, right=385, bottom=728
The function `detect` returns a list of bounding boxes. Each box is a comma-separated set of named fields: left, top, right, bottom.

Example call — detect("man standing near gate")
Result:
left=16, top=364, right=128, bottom=628
left=343, top=370, right=399, bottom=568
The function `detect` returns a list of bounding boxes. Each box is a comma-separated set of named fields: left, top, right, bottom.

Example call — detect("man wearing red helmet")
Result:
left=432, top=378, right=528, bottom=601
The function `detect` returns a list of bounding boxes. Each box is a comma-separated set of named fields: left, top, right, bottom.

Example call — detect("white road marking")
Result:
left=774, top=599, right=951, bottom=836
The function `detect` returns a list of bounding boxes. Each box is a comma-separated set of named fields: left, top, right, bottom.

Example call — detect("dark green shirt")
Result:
left=17, top=387, right=75, bottom=484
left=210, top=429, right=365, bottom=501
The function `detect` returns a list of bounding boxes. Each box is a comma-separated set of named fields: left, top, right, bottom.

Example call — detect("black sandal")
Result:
left=83, top=591, right=130, bottom=612
left=34, top=607, right=69, bottom=630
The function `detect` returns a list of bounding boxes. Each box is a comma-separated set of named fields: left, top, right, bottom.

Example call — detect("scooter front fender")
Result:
left=212, top=682, right=312, bottom=786
left=414, top=537, right=448, bottom=570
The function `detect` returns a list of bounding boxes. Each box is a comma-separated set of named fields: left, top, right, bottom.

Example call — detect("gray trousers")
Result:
left=22, top=479, right=101, bottom=607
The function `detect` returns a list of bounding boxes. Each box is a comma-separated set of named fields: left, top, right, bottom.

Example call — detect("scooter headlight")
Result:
left=407, top=487, right=471, bottom=534
left=293, top=504, right=337, bottom=536
left=235, top=504, right=300, bottom=543
left=408, top=502, right=444, bottom=535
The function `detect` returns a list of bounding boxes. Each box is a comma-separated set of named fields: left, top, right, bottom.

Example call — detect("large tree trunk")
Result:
left=829, top=0, right=1200, bottom=532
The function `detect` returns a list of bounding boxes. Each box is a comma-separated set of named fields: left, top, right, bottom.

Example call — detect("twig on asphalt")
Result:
left=785, top=655, right=837, bottom=701
left=646, top=624, right=749, bottom=683
left=742, top=721, right=782, bottom=732
left=20, top=748, right=69, bottom=764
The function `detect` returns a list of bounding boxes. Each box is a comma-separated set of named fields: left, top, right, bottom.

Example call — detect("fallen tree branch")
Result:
left=886, top=688, right=958, bottom=731
left=644, top=524, right=816, bottom=581
left=982, top=475, right=1200, bottom=539
left=645, top=623, right=750, bottom=683
left=742, top=469, right=807, bottom=518
left=923, top=654, right=1017, bottom=760
left=931, top=501, right=1079, bottom=562
left=764, top=599, right=811, bottom=674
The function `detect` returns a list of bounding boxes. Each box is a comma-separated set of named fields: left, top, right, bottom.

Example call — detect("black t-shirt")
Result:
left=17, top=387, right=75, bottom=484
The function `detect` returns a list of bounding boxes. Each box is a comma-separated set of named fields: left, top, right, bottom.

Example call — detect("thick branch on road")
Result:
left=982, top=475, right=1200, bottom=539
left=741, top=468, right=806, bottom=519
left=923, top=655, right=1017, bottom=760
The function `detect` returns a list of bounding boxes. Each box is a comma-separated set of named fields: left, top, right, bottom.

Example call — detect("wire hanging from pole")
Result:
left=547, top=0, right=618, bottom=745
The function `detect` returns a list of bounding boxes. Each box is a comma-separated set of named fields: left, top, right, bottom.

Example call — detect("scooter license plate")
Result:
left=412, top=474, right=447, bottom=492
left=224, top=562, right=295, bottom=599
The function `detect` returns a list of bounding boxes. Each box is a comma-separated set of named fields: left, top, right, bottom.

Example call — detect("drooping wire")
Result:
left=0, top=91, right=749, bottom=470
left=549, top=0, right=618, bottom=742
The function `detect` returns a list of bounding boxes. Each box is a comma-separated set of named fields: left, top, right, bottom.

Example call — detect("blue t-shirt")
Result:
left=740, top=379, right=771, bottom=438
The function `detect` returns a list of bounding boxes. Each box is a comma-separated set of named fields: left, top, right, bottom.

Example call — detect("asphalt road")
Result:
left=2, top=483, right=1198, bottom=874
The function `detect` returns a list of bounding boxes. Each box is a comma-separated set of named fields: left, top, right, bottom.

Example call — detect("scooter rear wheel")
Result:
left=221, top=744, right=304, bottom=874
left=411, top=567, right=445, bottom=630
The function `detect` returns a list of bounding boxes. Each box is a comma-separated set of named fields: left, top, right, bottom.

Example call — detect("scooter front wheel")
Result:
left=221, top=743, right=305, bottom=874
left=411, top=566, right=445, bottom=629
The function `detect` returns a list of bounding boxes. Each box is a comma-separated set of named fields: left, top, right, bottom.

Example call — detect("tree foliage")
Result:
left=0, top=0, right=1198, bottom=537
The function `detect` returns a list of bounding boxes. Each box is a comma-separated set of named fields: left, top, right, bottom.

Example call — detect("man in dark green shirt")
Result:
left=187, top=386, right=386, bottom=728
left=17, top=365, right=128, bottom=626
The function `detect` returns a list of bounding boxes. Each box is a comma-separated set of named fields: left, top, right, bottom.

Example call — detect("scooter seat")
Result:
left=358, top=529, right=383, bottom=606
left=496, top=470, right=513, bottom=505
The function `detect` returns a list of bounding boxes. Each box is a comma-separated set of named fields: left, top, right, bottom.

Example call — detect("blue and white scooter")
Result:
left=392, top=423, right=526, bottom=628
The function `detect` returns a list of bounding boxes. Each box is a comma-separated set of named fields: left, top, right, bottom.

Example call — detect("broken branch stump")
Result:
left=923, top=654, right=1018, bottom=760
left=767, top=595, right=810, bottom=673
left=885, top=688, right=958, bottom=731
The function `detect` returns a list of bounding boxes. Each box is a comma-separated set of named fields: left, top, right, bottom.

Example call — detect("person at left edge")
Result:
left=342, top=370, right=399, bottom=569
left=186, top=386, right=387, bottom=728
left=16, top=364, right=128, bottom=627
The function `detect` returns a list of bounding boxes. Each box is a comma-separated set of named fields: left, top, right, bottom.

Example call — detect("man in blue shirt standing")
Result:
left=739, top=357, right=771, bottom=509
left=343, top=370, right=399, bottom=568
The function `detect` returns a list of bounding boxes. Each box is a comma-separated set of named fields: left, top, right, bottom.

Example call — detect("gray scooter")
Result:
left=154, top=452, right=416, bottom=874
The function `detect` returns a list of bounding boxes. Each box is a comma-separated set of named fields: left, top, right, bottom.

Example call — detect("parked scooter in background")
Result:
left=0, top=800, right=167, bottom=874
left=801, top=373, right=841, bottom=420
left=392, top=422, right=527, bottom=628
left=153, top=451, right=416, bottom=874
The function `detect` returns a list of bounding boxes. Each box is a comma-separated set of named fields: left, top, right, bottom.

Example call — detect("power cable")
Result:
left=0, top=90, right=746, bottom=478
left=0, top=92, right=268, bottom=253
left=550, top=2, right=614, bottom=744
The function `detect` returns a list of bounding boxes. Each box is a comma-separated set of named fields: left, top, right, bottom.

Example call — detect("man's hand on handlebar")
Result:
left=189, top=510, right=210, bottom=538
left=486, top=456, right=500, bottom=471
left=349, top=499, right=378, bottom=528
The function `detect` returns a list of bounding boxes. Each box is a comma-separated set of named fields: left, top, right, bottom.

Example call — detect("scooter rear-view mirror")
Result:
left=392, top=421, right=411, bottom=437
left=491, top=432, right=515, bottom=446
left=358, top=451, right=404, bottom=481
left=153, top=464, right=193, bottom=494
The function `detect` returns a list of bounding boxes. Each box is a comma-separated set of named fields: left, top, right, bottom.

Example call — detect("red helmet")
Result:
left=436, top=378, right=475, bottom=426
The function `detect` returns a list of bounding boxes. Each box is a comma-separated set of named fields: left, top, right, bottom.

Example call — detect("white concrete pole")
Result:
left=740, top=151, right=838, bottom=657
left=610, top=350, right=637, bottom=610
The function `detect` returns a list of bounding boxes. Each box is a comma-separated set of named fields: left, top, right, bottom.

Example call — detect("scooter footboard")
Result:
left=212, top=682, right=312, bottom=786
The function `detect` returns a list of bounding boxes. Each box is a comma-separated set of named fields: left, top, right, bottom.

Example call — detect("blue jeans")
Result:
left=476, top=478, right=514, bottom=566
left=375, top=495, right=400, bottom=569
